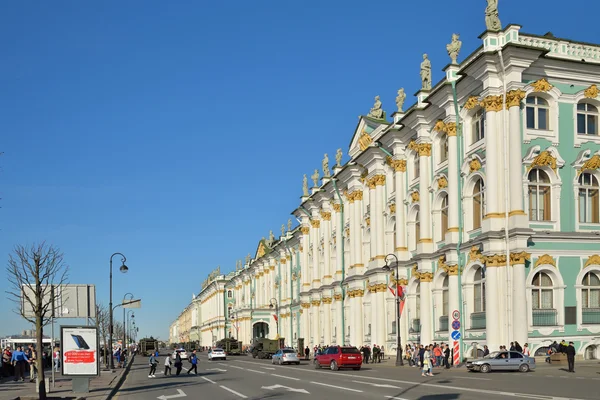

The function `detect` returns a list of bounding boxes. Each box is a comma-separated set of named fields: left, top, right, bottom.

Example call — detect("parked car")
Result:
left=208, top=347, right=227, bottom=361
left=272, top=348, right=300, bottom=365
left=466, top=351, right=535, bottom=373
left=173, top=348, right=188, bottom=360
left=314, top=346, right=362, bottom=371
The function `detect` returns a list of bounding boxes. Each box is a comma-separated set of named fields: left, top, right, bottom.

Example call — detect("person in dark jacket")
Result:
left=418, top=345, right=425, bottom=368
left=565, top=342, right=576, bottom=373
left=443, top=344, right=450, bottom=369
left=187, top=350, right=198, bottom=375
left=304, top=346, right=310, bottom=360
left=174, top=351, right=183, bottom=376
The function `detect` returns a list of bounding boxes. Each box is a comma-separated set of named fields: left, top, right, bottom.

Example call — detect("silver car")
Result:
left=272, top=348, right=300, bottom=365
left=466, top=351, right=536, bottom=373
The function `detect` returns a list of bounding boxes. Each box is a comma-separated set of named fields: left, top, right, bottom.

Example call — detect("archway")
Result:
left=585, top=345, right=597, bottom=360
left=253, top=322, right=269, bottom=339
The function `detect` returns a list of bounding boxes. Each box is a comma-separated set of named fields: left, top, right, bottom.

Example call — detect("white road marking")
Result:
left=206, top=368, right=227, bottom=372
left=201, top=376, right=216, bottom=384
left=260, top=366, right=276, bottom=370
left=385, top=397, right=409, bottom=400
left=245, top=368, right=266, bottom=374
left=261, top=384, right=309, bottom=394
left=229, top=365, right=245, bottom=370
left=452, top=376, right=491, bottom=381
left=220, top=385, right=248, bottom=399
left=351, top=380, right=401, bottom=389
left=218, top=363, right=228, bottom=366
left=310, top=381, right=363, bottom=393
left=271, top=373, right=300, bottom=381
left=156, top=389, right=187, bottom=399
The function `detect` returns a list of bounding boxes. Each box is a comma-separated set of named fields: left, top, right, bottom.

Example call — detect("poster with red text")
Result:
left=61, top=326, right=98, bottom=376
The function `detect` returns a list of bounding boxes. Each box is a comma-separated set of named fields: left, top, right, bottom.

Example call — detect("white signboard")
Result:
left=22, top=284, right=96, bottom=319
left=61, top=326, right=99, bottom=376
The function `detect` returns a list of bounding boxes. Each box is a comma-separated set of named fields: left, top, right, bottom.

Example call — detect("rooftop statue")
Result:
left=446, top=33, right=462, bottom=65
left=246, top=253, right=251, bottom=264
left=269, top=230, right=275, bottom=242
left=335, top=148, right=343, bottom=167
left=302, top=174, right=309, bottom=196
left=311, top=169, right=320, bottom=187
left=322, top=153, right=331, bottom=177
left=367, top=95, right=385, bottom=119
left=281, top=224, right=286, bottom=237
left=420, top=54, right=432, bottom=90
left=395, top=88, right=406, bottom=112
left=485, top=0, right=502, bottom=32
left=287, top=218, right=292, bottom=232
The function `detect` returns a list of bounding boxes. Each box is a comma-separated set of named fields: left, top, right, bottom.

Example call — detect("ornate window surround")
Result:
left=526, top=264, right=565, bottom=334
left=461, top=106, right=486, bottom=155
left=572, top=149, right=600, bottom=231
left=462, top=261, right=485, bottom=331
left=575, top=262, right=600, bottom=334
left=462, top=172, right=486, bottom=233
left=522, top=85, right=561, bottom=144
left=573, top=92, right=600, bottom=147
left=432, top=189, right=449, bottom=244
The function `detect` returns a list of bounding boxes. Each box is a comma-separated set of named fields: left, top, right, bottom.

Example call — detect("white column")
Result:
left=312, top=302, right=321, bottom=345
left=393, top=161, right=408, bottom=256
left=323, top=300, right=331, bottom=344
left=447, top=273, right=459, bottom=342
left=419, top=276, right=433, bottom=345
left=375, top=288, right=387, bottom=346
left=322, top=212, right=332, bottom=282
left=485, top=265, right=502, bottom=351
left=482, top=97, right=501, bottom=216
left=375, top=177, right=386, bottom=258
left=446, top=124, right=459, bottom=243
left=347, top=199, right=356, bottom=271
left=301, top=306, right=309, bottom=344
left=368, top=182, right=378, bottom=261
left=311, top=220, right=321, bottom=289
left=335, top=297, right=343, bottom=344
left=417, top=145, right=433, bottom=247
left=334, top=204, right=344, bottom=280
left=353, top=191, right=364, bottom=272
left=301, top=228, right=310, bottom=292
left=512, top=259, right=528, bottom=346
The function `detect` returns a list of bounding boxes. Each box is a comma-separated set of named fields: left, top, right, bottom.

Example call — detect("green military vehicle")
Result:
left=215, top=338, right=242, bottom=355
left=250, top=338, right=281, bottom=359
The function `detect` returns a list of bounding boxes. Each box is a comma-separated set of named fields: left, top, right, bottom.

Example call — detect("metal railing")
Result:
left=532, top=308, right=557, bottom=326
left=470, top=312, right=486, bottom=329
left=582, top=308, right=600, bottom=324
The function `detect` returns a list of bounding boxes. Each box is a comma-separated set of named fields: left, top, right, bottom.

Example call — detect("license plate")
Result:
left=348, top=357, right=356, bottom=359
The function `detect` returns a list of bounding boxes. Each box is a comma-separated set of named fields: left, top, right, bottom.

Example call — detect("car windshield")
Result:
left=341, top=347, right=360, bottom=354
left=484, top=351, right=499, bottom=359
left=282, top=349, right=295, bottom=354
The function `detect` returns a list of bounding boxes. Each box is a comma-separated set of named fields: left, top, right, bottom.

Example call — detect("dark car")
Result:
left=314, top=346, right=363, bottom=371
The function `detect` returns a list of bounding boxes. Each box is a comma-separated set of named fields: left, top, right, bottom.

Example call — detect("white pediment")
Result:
left=348, top=116, right=391, bottom=160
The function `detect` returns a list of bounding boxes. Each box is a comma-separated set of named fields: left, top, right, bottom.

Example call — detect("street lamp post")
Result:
left=123, top=293, right=134, bottom=352
left=269, top=298, right=279, bottom=341
left=382, top=253, right=404, bottom=366
left=127, top=310, right=135, bottom=347
left=109, top=253, right=128, bottom=370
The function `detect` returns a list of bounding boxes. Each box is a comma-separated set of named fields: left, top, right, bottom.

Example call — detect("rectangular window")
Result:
left=578, top=113, right=586, bottom=134
left=526, top=107, right=535, bottom=129
left=474, top=284, right=482, bottom=312
left=538, top=108, right=548, bottom=130
left=442, top=290, right=449, bottom=316
left=588, top=114, right=597, bottom=135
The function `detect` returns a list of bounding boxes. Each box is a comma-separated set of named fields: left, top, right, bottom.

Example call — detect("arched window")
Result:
left=578, top=173, right=599, bottom=223
left=532, top=272, right=556, bottom=326
left=472, top=109, right=485, bottom=143
left=442, top=275, right=449, bottom=317
left=439, top=136, right=448, bottom=163
left=471, top=266, right=486, bottom=329
left=227, top=290, right=233, bottom=298
left=472, top=178, right=485, bottom=230
left=440, top=194, right=449, bottom=236
left=582, top=272, right=600, bottom=316
left=526, top=96, right=550, bottom=130
left=577, top=103, right=598, bottom=135
left=227, top=306, right=232, bottom=318
left=415, top=211, right=421, bottom=243
left=528, top=169, right=551, bottom=221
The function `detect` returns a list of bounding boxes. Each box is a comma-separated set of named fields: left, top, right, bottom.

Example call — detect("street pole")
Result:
left=122, top=293, right=133, bottom=352
left=109, top=253, right=128, bottom=370
left=269, top=298, right=278, bottom=344
left=383, top=254, right=403, bottom=366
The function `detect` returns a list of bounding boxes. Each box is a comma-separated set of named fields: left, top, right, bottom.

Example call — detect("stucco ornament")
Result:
left=534, top=254, right=556, bottom=268
left=358, top=128, right=374, bottom=151
left=469, top=158, right=482, bottom=173
left=302, top=174, right=309, bottom=196
left=584, top=84, right=599, bottom=99
left=531, top=78, right=553, bottom=92
left=368, top=95, right=385, bottom=119
left=528, top=150, right=558, bottom=172
left=322, top=153, right=331, bottom=177
left=411, top=191, right=420, bottom=203
left=505, top=89, right=526, bottom=108
left=580, top=154, right=600, bottom=175
left=464, top=96, right=480, bottom=110
left=446, top=34, right=462, bottom=65
left=585, top=255, right=600, bottom=268
left=437, top=176, right=448, bottom=189
left=395, top=88, right=406, bottom=112
left=485, top=0, right=502, bottom=32
left=335, top=148, right=343, bottom=167
left=420, top=54, right=432, bottom=90
left=311, top=169, right=320, bottom=187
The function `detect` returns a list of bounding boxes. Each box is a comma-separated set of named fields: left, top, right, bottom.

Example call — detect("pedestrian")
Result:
left=187, top=350, right=198, bottom=375
left=174, top=351, right=183, bottom=376
left=434, top=345, right=442, bottom=367
left=11, top=346, right=28, bottom=382
left=2, top=347, right=13, bottom=378
left=483, top=345, right=489, bottom=357
left=53, top=347, right=61, bottom=372
left=28, top=345, right=37, bottom=382
left=422, top=345, right=432, bottom=377
left=304, top=346, right=310, bottom=360
left=148, top=353, right=158, bottom=378
left=380, top=345, right=385, bottom=362
left=444, top=344, right=450, bottom=369
left=418, top=345, right=425, bottom=368
left=514, top=341, right=523, bottom=353
left=164, top=353, right=172, bottom=376
left=522, top=343, right=530, bottom=357
left=566, top=341, right=576, bottom=373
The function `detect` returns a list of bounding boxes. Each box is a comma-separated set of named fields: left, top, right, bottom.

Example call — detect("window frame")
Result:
left=528, top=169, right=552, bottom=222
left=578, top=172, right=600, bottom=224
left=472, top=178, right=485, bottom=230
left=526, top=96, right=550, bottom=131
left=471, top=109, right=486, bottom=145
left=577, top=102, right=599, bottom=136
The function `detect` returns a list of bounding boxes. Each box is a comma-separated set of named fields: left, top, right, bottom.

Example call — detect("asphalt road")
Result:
left=114, top=353, right=600, bottom=400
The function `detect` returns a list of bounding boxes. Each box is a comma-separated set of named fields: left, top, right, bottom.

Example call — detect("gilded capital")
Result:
left=464, top=96, right=480, bottom=110
left=480, top=95, right=503, bottom=112
left=409, top=141, right=432, bottom=157
left=505, top=89, right=526, bottom=109
left=333, top=293, right=343, bottom=301
left=320, top=211, right=332, bottom=221
left=434, top=120, right=447, bottom=133
left=310, top=219, right=321, bottom=228
left=387, top=157, right=407, bottom=172
left=333, top=203, right=341, bottom=212
left=485, top=254, right=507, bottom=267
left=300, top=226, right=310, bottom=235
left=445, top=122, right=457, bottom=137
left=367, top=174, right=386, bottom=188
left=468, top=246, right=485, bottom=264
left=321, top=297, right=333, bottom=304
left=419, top=272, right=434, bottom=282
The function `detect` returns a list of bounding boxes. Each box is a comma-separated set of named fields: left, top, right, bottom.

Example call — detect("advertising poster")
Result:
left=61, top=326, right=98, bottom=376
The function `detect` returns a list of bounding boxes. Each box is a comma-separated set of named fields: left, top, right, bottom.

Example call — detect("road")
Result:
left=115, top=353, right=600, bottom=400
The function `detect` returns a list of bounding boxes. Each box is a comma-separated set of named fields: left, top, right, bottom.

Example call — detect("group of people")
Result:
left=2, top=345, right=62, bottom=381
left=405, top=343, right=452, bottom=375
left=149, top=350, right=198, bottom=378
left=359, top=345, right=385, bottom=364
left=545, top=340, right=577, bottom=372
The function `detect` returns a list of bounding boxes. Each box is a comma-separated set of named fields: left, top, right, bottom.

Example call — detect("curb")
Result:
left=104, top=354, right=135, bottom=400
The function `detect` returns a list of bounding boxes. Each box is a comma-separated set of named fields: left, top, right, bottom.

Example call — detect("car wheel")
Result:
left=313, top=359, right=321, bottom=369
left=295, top=362, right=300, bottom=365
left=480, top=364, right=491, bottom=373
left=330, top=361, right=339, bottom=371
left=223, top=358, right=226, bottom=361
left=519, top=364, right=529, bottom=373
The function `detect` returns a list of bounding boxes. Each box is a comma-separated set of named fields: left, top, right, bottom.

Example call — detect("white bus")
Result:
left=1, top=337, right=53, bottom=350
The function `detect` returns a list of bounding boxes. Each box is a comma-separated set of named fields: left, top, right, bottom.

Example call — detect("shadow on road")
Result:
left=415, top=394, right=461, bottom=400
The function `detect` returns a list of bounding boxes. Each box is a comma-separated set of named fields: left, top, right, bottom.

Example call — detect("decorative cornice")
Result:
left=411, top=191, right=420, bottom=203
left=528, top=150, right=558, bottom=172
left=320, top=211, right=331, bottom=221
left=469, top=158, right=482, bottom=173
left=505, top=89, right=526, bottom=109
left=584, top=255, right=600, bottom=268
left=445, top=122, right=457, bottom=137
left=464, top=96, right=480, bottom=110
left=534, top=254, right=556, bottom=268
left=531, top=78, right=553, bottom=93
left=584, top=84, right=599, bottom=99
left=468, top=246, right=485, bottom=264
left=437, top=176, right=448, bottom=189
left=310, top=219, right=321, bottom=228
left=480, top=95, right=503, bottom=112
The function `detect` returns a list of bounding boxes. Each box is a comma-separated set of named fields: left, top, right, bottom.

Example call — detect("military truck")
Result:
left=215, top=338, right=242, bottom=355
left=250, top=338, right=281, bottom=359
left=139, top=338, right=159, bottom=356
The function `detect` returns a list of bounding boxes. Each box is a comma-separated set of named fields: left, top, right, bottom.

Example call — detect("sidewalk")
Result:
left=0, top=357, right=133, bottom=400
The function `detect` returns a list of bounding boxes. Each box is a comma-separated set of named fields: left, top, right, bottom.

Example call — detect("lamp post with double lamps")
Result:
left=123, top=293, right=134, bottom=351
left=269, top=298, right=279, bottom=340
left=109, top=253, right=129, bottom=370
left=127, top=310, right=135, bottom=347
left=382, top=253, right=404, bottom=366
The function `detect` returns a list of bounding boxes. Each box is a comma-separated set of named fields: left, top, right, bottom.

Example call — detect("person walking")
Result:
left=174, top=351, right=183, bottom=376
left=28, top=345, right=37, bottom=382
left=148, top=353, right=158, bottom=378
left=304, top=346, right=310, bottom=361
left=187, top=350, right=198, bottom=375
left=444, top=344, right=450, bottom=369
left=566, top=341, right=576, bottom=373
left=11, top=346, right=28, bottom=382
left=421, top=346, right=433, bottom=377
left=164, top=353, right=172, bottom=376
left=483, top=345, right=490, bottom=357
left=53, top=347, right=61, bottom=372
left=522, top=343, right=530, bottom=357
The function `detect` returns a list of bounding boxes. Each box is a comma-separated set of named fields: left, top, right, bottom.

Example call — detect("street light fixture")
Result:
left=109, top=252, right=128, bottom=370
left=269, top=298, right=279, bottom=341
left=382, top=253, right=404, bottom=366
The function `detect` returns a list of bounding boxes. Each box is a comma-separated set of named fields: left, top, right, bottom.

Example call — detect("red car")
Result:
left=314, top=346, right=363, bottom=371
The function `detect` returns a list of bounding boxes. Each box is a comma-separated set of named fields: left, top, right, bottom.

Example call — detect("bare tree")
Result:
left=96, top=304, right=110, bottom=368
left=6, top=243, right=69, bottom=400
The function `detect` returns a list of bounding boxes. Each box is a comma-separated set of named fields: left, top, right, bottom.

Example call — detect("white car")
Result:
left=173, top=349, right=188, bottom=360
left=208, top=348, right=226, bottom=361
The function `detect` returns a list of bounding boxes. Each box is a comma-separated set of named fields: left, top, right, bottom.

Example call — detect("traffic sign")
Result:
left=451, top=330, right=461, bottom=340
left=452, top=310, right=460, bottom=320
left=451, top=320, right=461, bottom=330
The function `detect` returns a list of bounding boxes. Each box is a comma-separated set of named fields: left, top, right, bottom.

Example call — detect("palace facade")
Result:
left=170, top=22, right=600, bottom=359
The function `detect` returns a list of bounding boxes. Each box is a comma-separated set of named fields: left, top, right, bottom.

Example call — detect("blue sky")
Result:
left=1, top=1, right=599, bottom=341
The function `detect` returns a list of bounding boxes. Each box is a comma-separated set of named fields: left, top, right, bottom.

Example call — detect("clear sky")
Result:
left=1, top=1, right=599, bottom=340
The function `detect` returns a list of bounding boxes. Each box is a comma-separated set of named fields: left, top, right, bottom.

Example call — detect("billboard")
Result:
left=22, top=284, right=96, bottom=319
left=61, top=326, right=99, bottom=376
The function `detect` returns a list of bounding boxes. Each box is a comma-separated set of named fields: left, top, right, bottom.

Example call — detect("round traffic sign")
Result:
left=451, top=320, right=461, bottom=330
left=452, top=310, right=460, bottom=320
left=451, top=330, right=461, bottom=340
